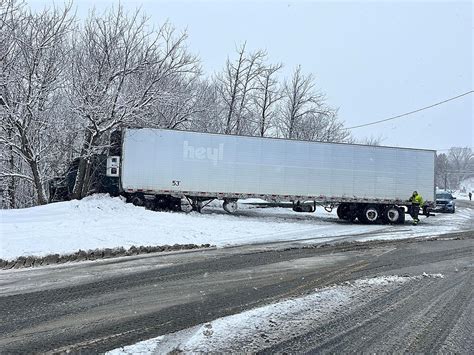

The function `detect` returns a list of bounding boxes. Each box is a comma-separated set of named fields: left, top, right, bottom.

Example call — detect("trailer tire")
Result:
left=359, top=205, right=380, bottom=224
left=337, top=203, right=350, bottom=220
left=383, top=206, right=401, bottom=224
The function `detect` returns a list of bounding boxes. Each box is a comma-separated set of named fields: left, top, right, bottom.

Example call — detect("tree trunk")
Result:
left=7, top=134, right=16, bottom=208
left=81, top=158, right=93, bottom=197
left=30, top=159, right=48, bottom=205
left=71, top=157, right=87, bottom=200
left=7, top=175, right=16, bottom=209
left=17, top=128, right=48, bottom=205
left=71, top=130, right=94, bottom=200
left=260, top=100, right=267, bottom=137
left=225, top=95, right=236, bottom=134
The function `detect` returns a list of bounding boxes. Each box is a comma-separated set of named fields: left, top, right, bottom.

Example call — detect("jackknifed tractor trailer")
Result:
left=50, top=128, right=436, bottom=224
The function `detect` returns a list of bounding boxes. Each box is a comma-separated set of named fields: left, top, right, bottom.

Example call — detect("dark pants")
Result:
left=410, top=203, right=420, bottom=222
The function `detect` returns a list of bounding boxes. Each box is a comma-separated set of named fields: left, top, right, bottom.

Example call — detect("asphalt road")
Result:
left=0, top=204, right=473, bottom=353
left=264, top=235, right=473, bottom=354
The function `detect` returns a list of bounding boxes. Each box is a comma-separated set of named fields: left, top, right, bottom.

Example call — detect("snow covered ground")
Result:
left=458, top=177, right=474, bottom=197
left=107, top=273, right=444, bottom=354
left=1, top=194, right=472, bottom=260
left=453, top=190, right=472, bottom=201
left=441, top=176, right=474, bottom=200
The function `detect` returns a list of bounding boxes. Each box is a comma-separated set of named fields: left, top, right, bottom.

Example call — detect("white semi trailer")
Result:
left=103, top=128, right=435, bottom=224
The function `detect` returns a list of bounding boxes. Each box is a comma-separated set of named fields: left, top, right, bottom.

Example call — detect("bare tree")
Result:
left=234, top=48, right=266, bottom=134
left=278, top=65, right=349, bottom=143
left=1, top=2, right=356, bottom=208
left=358, top=135, right=384, bottom=146
left=1, top=0, right=27, bottom=208
left=279, top=65, right=323, bottom=139
left=294, top=109, right=350, bottom=143
left=140, top=76, right=204, bottom=130
left=446, top=147, right=474, bottom=189
left=0, top=1, right=74, bottom=205
left=216, top=43, right=266, bottom=135
left=320, top=110, right=352, bottom=142
left=217, top=44, right=246, bottom=134
left=253, top=63, right=283, bottom=137
left=188, top=80, right=224, bottom=133
left=69, top=6, right=200, bottom=199
left=435, top=153, right=449, bottom=189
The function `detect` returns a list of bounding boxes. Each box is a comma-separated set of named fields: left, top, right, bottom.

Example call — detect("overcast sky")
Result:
left=30, top=0, right=473, bottom=151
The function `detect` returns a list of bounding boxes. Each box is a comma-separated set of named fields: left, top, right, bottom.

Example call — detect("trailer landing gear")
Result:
left=183, top=197, right=215, bottom=213
left=292, top=201, right=316, bottom=213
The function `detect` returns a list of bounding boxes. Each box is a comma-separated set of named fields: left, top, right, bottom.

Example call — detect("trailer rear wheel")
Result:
left=359, top=205, right=380, bottom=224
left=383, top=206, right=401, bottom=224
left=337, top=203, right=350, bottom=220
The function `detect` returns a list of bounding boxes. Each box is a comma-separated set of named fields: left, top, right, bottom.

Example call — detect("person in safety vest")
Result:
left=408, top=191, right=424, bottom=225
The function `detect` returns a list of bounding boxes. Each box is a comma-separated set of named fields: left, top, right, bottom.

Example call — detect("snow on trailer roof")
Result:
left=123, top=127, right=437, bottom=154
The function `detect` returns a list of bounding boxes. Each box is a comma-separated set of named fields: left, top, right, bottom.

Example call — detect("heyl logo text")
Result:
left=183, top=141, right=224, bottom=166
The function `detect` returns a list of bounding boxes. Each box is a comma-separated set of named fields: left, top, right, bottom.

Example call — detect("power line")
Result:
left=345, top=90, right=473, bottom=130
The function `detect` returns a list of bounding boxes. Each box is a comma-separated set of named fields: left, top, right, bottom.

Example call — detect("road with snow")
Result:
left=0, top=201, right=472, bottom=353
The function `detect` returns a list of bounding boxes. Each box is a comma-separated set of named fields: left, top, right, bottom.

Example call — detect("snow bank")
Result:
left=107, top=274, right=444, bottom=354
left=2, top=194, right=472, bottom=260
left=1, top=194, right=386, bottom=260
